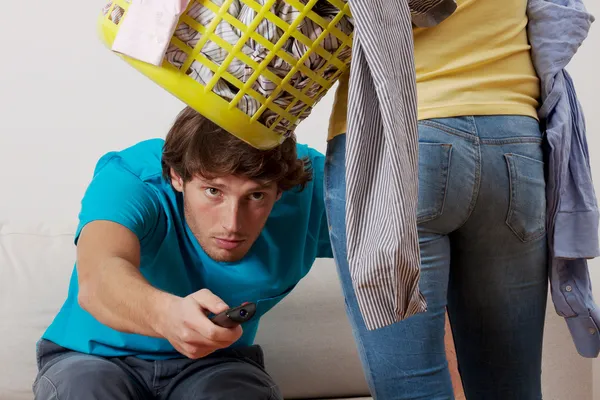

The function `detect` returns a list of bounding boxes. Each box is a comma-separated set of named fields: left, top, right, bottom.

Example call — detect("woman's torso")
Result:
left=328, top=0, right=541, bottom=139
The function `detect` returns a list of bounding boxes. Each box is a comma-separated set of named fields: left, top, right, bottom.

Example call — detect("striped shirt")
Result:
left=345, top=0, right=456, bottom=330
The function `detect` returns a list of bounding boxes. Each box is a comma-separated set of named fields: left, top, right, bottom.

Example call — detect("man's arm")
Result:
left=77, top=220, right=170, bottom=337
left=76, top=220, right=242, bottom=358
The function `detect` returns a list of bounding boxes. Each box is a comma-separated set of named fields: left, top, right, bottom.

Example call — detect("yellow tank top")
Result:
left=328, top=0, right=541, bottom=140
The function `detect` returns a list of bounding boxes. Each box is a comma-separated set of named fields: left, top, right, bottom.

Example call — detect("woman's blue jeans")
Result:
left=324, top=116, right=548, bottom=400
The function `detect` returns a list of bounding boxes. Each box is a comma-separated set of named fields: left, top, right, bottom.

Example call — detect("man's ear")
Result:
left=170, top=168, right=184, bottom=193
left=276, top=190, right=283, bottom=201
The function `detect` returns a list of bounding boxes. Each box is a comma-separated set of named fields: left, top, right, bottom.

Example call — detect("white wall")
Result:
left=570, top=2, right=600, bottom=399
left=0, top=0, right=598, bottom=398
left=0, top=0, right=330, bottom=225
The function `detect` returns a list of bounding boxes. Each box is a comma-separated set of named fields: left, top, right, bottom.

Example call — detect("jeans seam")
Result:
left=455, top=138, right=482, bottom=231
left=505, top=152, right=545, bottom=164
left=152, top=361, right=159, bottom=395
left=420, top=120, right=478, bottom=141
left=329, top=249, right=381, bottom=398
left=340, top=276, right=381, bottom=399
left=480, top=137, right=543, bottom=145
left=39, top=375, right=60, bottom=400
left=267, top=384, right=280, bottom=400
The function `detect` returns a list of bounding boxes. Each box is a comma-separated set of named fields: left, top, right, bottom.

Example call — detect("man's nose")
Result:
left=221, top=200, right=242, bottom=232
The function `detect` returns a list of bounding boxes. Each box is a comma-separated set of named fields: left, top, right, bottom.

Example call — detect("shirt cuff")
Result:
left=553, top=210, right=600, bottom=259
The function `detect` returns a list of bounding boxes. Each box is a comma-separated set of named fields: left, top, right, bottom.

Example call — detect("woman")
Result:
left=326, top=0, right=547, bottom=398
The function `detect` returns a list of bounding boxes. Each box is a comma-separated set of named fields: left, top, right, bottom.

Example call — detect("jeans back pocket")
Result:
left=505, top=153, right=546, bottom=242
left=417, top=143, right=453, bottom=224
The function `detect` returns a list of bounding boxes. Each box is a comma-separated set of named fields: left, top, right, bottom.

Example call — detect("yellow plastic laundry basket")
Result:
left=98, top=0, right=353, bottom=149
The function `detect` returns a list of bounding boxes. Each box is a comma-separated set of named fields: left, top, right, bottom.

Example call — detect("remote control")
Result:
left=210, top=302, right=256, bottom=328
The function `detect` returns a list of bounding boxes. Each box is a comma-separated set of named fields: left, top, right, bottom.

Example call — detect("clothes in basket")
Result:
left=103, top=0, right=354, bottom=136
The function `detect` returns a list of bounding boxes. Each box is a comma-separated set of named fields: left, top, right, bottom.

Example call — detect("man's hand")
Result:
left=157, top=289, right=243, bottom=359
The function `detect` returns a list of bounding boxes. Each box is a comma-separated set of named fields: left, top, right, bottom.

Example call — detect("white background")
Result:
left=0, top=0, right=598, bottom=398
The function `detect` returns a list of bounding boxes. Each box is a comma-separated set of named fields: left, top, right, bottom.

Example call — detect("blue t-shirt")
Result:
left=42, top=139, right=333, bottom=360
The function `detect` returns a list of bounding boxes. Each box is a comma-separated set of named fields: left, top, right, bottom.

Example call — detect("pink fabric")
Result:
left=112, top=0, right=190, bottom=66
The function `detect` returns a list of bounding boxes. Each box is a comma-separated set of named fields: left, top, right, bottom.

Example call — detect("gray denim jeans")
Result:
left=33, top=339, right=283, bottom=400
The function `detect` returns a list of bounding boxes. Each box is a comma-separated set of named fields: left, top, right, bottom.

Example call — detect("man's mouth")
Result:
left=214, top=238, right=245, bottom=250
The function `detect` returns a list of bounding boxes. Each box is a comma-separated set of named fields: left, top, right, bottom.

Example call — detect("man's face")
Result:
left=171, top=170, right=281, bottom=262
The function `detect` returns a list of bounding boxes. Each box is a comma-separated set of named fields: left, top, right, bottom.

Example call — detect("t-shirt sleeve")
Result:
left=307, top=148, right=334, bottom=259
left=74, top=155, right=162, bottom=246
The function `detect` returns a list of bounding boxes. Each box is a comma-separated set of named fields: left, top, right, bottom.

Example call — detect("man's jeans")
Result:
left=324, top=116, right=548, bottom=400
left=33, top=339, right=282, bottom=400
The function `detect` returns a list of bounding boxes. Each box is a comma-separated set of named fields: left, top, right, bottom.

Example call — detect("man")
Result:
left=32, top=106, right=332, bottom=399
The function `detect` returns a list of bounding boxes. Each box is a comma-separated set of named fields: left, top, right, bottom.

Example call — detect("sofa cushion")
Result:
left=256, top=258, right=370, bottom=399
left=0, top=221, right=77, bottom=400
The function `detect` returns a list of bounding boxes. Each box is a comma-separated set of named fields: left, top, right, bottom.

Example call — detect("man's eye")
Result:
left=250, top=192, right=265, bottom=201
left=205, top=188, right=220, bottom=197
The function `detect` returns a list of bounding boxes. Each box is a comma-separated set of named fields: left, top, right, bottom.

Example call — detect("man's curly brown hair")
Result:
left=161, top=107, right=312, bottom=191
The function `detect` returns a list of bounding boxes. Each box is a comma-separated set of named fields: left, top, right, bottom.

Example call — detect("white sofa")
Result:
left=0, top=220, right=596, bottom=399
